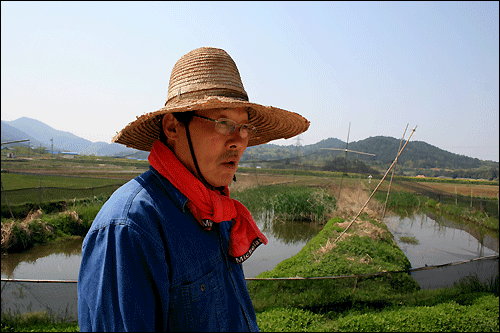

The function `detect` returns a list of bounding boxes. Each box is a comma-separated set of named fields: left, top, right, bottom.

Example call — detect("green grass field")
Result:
left=1, top=172, right=125, bottom=190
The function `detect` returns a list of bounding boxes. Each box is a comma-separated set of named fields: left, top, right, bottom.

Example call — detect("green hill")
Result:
left=241, top=137, right=499, bottom=180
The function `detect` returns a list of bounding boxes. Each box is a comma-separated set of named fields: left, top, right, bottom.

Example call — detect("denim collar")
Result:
left=149, top=165, right=190, bottom=213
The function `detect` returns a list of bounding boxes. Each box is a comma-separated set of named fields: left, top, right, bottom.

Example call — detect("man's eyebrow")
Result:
left=216, top=113, right=249, bottom=124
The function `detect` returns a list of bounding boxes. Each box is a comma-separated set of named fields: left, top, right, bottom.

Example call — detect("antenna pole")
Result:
left=382, top=123, right=409, bottom=218
left=333, top=125, right=417, bottom=244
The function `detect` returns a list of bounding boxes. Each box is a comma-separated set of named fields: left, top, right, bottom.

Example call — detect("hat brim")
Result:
left=113, top=96, right=310, bottom=151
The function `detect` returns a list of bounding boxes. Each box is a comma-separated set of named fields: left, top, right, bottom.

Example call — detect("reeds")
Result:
left=232, top=185, right=336, bottom=224
left=1, top=196, right=104, bottom=253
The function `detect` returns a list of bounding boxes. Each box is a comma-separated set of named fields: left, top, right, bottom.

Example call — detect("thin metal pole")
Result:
left=333, top=125, right=417, bottom=245
left=1, top=278, right=78, bottom=283
left=382, top=123, right=408, bottom=218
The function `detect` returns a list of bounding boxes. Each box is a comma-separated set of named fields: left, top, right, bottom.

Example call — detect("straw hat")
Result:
left=113, top=47, right=310, bottom=151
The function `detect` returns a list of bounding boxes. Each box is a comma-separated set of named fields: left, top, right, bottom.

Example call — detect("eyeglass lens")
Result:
left=216, top=119, right=256, bottom=138
left=193, top=114, right=256, bottom=138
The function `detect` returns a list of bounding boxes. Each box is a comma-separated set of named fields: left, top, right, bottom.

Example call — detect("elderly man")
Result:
left=77, top=47, right=309, bottom=332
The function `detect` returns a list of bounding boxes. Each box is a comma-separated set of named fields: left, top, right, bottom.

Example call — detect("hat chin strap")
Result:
left=184, top=123, right=227, bottom=194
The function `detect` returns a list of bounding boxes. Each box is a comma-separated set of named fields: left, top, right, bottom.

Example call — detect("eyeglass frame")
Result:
left=192, top=114, right=257, bottom=138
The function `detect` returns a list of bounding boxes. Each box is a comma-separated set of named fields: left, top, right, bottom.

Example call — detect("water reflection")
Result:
left=243, top=210, right=325, bottom=278
left=383, top=212, right=499, bottom=290
left=383, top=212, right=498, bottom=268
left=1, top=213, right=324, bottom=281
left=4, top=211, right=496, bottom=285
left=257, top=210, right=324, bottom=245
left=1, top=237, right=83, bottom=319
left=1, top=237, right=83, bottom=280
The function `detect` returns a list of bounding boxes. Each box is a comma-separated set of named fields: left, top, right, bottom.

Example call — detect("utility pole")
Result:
left=50, top=138, right=54, bottom=155
left=294, top=135, right=303, bottom=182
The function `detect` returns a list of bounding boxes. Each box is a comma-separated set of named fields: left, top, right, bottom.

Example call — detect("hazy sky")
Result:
left=2, top=1, right=499, bottom=161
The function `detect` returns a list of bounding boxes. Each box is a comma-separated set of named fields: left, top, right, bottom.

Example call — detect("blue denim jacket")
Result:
left=78, top=166, right=260, bottom=332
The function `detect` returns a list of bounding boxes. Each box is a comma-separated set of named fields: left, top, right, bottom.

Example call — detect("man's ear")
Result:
left=162, top=113, right=179, bottom=141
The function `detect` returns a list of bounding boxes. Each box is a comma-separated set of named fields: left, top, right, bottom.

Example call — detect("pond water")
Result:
left=1, top=212, right=321, bottom=281
left=1, top=212, right=321, bottom=318
left=383, top=212, right=498, bottom=289
left=1, top=210, right=498, bottom=317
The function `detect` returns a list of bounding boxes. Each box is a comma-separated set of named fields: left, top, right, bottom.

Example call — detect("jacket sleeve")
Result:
left=78, top=221, right=170, bottom=332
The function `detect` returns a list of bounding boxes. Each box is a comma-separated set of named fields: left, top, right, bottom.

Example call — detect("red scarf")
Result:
left=148, top=140, right=267, bottom=264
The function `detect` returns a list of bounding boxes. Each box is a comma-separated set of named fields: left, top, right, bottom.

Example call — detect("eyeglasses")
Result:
left=192, top=114, right=257, bottom=138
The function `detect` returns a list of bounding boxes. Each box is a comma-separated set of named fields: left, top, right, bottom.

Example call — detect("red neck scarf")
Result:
left=148, top=140, right=267, bottom=264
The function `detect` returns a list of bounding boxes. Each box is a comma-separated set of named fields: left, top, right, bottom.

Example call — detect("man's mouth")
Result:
left=220, top=151, right=240, bottom=166
left=220, top=156, right=239, bottom=168
left=221, top=160, right=237, bottom=167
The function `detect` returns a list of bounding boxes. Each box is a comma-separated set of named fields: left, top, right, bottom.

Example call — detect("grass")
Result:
left=424, top=197, right=499, bottom=231
left=1, top=173, right=126, bottom=212
left=327, top=294, right=498, bottom=332
left=373, top=190, right=499, bottom=231
left=1, top=167, right=498, bottom=331
left=232, top=184, right=336, bottom=224
left=1, top=195, right=106, bottom=253
left=1, top=311, right=79, bottom=332
left=256, top=294, right=499, bottom=332
left=247, top=217, right=418, bottom=312
left=249, top=215, right=499, bottom=332
left=399, top=236, right=419, bottom=245
left=1, top=172, right=125, bottom=190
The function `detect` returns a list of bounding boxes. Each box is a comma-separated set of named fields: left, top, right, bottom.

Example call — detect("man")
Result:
left=77, top=47, right=309, bottom=332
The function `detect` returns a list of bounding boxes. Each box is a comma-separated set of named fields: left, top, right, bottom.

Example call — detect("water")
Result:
left=1, top=215, right=320, bottom=318
left=1, top=237, right=84, bottom=281
left=243, top=212, right=323, bottom=277
left=2, top=211, right=498, bottom=315
left=383, top=212, right=499, bottom=289
left=1, top=215, right=320, bottom=281
left=383, top=212, right=498, bottom=267
left=2, top=213, right=497, bottom=282
left=1, top=238, right=83, bottom=320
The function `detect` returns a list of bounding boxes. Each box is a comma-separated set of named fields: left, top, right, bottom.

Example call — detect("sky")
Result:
left=1, top=1, right=499, bottom=162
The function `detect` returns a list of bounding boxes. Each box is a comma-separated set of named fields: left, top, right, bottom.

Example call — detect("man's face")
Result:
left=172, top=107, right=250, bottom=188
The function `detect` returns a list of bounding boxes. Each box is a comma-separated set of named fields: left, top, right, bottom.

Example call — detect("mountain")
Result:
left=346, top=136, right=484, bottom=169
left=243, top=136, right=488, bottom=169
left=241, top=136, right=498, bottom=180
left=2, top=117, right=136, bottom=156
left=1, top=121, right=45, bottom=149
left=2, top=117, right=498, bottom=179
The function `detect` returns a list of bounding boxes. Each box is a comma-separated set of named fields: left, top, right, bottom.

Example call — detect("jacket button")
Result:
left=201, top=284, right=205, bottom=292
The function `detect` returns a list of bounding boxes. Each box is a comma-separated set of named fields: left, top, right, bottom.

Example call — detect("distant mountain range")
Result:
left=2, top=117, right=498, bottom=176
left=2, top=117, right=137, bottom=157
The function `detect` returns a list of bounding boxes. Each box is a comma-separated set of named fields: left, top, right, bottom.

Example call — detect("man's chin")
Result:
left=208, top=175, right=235, bottom=189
